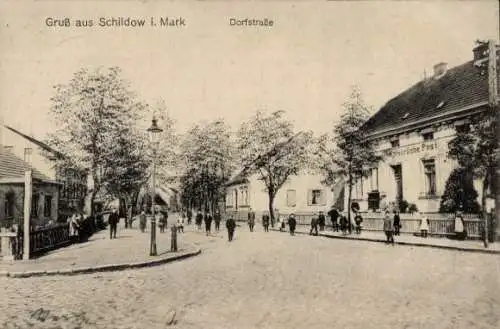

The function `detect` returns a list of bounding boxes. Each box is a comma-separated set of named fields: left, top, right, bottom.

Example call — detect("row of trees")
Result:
left=46, top=63, right=497, bottom=230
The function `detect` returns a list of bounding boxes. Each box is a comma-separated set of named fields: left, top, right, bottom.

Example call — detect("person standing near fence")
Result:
left=288, top=213, right=297, bottom=236
left=354, top=212, right=363, bottom=235
left=383, top=210, right=395, bottom=245
left=453, top=211, right=466, bottom=240
left=108, top=208, right=119, bottom=239
left=318, top=211, right=326, bottom=231
left=248, top=208, right=256, bottom=232
left=393, top=211, right=401, bottom=236
left=419, top=212, right=429, bottom=238
left=310, top=212, right=319, bottom=236
left=328, top=207, right=340, bottom=232
left=195, top=210, right=203, bottom=231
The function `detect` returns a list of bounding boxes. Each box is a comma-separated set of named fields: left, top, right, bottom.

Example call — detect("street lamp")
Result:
left=148, top=116, right=163, bottom=256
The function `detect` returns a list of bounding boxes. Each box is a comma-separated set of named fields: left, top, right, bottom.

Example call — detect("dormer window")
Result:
left=423, top=132, right=434, bottom=141
left=421, top=127, right=434, bottom=141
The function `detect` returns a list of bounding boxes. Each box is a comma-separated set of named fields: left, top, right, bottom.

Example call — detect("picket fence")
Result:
left=226, top=210, right=483, bottom=239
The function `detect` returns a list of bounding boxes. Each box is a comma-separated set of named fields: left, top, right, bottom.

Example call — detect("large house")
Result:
left=226, top=169, right=344, bottom=220
left=0, top=124, right=88, bottom=218
left=349, top=42, right=499, bottom=213
left=0, top=146, right=61, bottom=229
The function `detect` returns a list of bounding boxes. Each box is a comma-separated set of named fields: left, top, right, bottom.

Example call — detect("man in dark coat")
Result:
left=226, top=216, right=236, bottom=241
left=248, top=208, right=256, bottom=232
left=187, top=209, right=193, bottom=225
left=288, top=213, right=297, bottom=236
left=108, top=209, right=119, bottom=239
left=214, top=210, right=222, bottom=231
left=262, top=212, right=270, bottom=232
left=204, top=211, right=213, bottom=236
left=393, top=211, right=401, bottom=236
left=310, top=213, right=319, bottom=236
left=318, top=211, right=326, bottom=231
left=328, top=207, right=340, bottom=232
left=195, top=211, right=203, bottom=231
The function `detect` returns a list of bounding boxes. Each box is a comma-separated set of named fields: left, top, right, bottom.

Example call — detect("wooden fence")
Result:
left=12, top=223, right=71, bottom=259
left=226, top=210, right=484, bottom=239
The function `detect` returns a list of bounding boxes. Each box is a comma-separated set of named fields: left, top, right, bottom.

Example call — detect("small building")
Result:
left=350, top=43, right=498, bottom=213
left=0, top=124, right=88, bottom=218
left=0, top=146, right=61, bottom=229
left=225, top=169, right=343, bottom=219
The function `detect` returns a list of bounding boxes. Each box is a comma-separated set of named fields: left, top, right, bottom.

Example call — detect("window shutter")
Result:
left=307, top=189, right=313, bottom=206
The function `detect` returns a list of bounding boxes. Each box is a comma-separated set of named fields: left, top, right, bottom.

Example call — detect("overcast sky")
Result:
left=0, top=0, right=498, bottom=141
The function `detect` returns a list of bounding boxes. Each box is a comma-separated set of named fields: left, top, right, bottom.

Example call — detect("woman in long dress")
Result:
left=419, top=213, right=429, bottom=238
left=453, top=211, right=467, bottom=240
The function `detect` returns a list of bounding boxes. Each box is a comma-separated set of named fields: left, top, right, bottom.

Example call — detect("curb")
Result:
left=1, top=248, right=202, bottom=278
left=271, top=229, right=500, bottom=255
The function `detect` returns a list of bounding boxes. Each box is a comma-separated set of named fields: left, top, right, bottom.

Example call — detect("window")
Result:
left=31, top=194, right=39, bottom=217
left=422, top=132, right=434, bottom=141
left=390, top=139, right=400, bottom=148
left=308, top=189, right=326, bottom=206
left=455, top=124, right=470, bottom=134
left=44, top=195, right=53, bottom=217
left=370, top=168, right=379, bottom=191
left=4, top=191, right=15, bottom=218
left=354, top=176, right=364, bottom=199
left=423, top=160, right=436, bottom=196
left=286, top=189, right=297, bottom=207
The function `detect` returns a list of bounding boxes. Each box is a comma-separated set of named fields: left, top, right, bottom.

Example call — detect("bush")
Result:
left=408, top=203, right=419, bottom=214
left=439, top=168, right=480, bottom=213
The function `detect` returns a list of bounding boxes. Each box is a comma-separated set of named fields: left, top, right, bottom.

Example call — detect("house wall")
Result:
left=346, top=122, right=482, bottom=213
left=226, top=172, right=335, bottom=216
left=0, top=182, right=60, bottom=228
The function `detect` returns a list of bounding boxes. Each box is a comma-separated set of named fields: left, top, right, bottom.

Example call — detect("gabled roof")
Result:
left=3, top=125, right=64, bottom=159
left=362, top=60, right=496, bottom=137
left=0, top=146, right=57, bottom=184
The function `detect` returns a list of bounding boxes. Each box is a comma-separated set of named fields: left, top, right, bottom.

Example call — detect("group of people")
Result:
left=193, top=210, right=222, bottom=235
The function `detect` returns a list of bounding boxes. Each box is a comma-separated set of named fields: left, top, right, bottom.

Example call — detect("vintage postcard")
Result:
left=0, top=1, right=499, bottom=328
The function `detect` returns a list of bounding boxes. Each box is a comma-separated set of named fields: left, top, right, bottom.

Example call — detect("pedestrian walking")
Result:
left=328, top=206, right=340, bottom=232
left=204, top=211, right=213, bottom=235
left=383, top=210, right=395, bottom=245
left=419, top=213, right=429, bottom=238
left=187, top=209, right=193, bottom=225
left=68, top=211, right=81, bottom=243
left=354, top=212, right=363, bottom=235
left=158, top=211, right=166, bottom=233
left=226, top=215, right=236, bottom=242
left=214, top=210, right=222, bottom=231
left=310, top=212, right=319, bottom=236
left=288, top=213, right=297, bottom=236
left=176, top=215, right=184, bottom=233
left=108, top=208, right=119, bottom=239
left=139, top=210, right=147, bottom=233
left=248, top=208, right=256, bottom=232
left=262, top=211, right=270, bottom=232
left=195, top=210, right=203, bottom=231
left=393, top=211, right=401, bottom=236
left=318, top=211, right=326, bottom=231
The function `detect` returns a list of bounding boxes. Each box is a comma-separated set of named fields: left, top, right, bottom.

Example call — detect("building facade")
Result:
left=0, top=147, right=60, bottom=229
left=226, top=171, right=342, bottom=217
left=347, top=43, right=498, bottom=213
left=0, top=125, right=88, bottom=218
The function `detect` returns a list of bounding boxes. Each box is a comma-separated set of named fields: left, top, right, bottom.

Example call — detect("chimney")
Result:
left=24, top=147, right=33, bottom=165
left=433, top=62, right=447, bottom=78
left=473, top=42, right=489, bottom=62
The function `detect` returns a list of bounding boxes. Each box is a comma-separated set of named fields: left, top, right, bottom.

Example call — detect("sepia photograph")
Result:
left=0, top=1, right=499, bottom=328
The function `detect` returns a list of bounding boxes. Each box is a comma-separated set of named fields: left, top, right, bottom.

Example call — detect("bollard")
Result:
left=171, top=225, right=178, bottom=252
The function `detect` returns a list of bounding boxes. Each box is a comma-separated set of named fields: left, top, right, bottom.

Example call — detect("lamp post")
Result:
left=148, top=116, right=163, bottom=256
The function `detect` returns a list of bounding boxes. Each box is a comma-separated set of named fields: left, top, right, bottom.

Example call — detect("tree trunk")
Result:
left=347, top=169, right=353, bottom=233
left=268, top=192, right=276, bottom=222
left=482, top=175, right=489, bottom=248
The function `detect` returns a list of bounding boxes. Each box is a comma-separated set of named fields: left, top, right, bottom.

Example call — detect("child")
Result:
left=419, top=213, right=429, bottom=238
left=383, top=211, right=394, bottom=245
left=354, top=212, right=363, bottom=234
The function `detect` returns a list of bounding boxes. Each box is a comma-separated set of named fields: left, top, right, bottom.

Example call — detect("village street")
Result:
left=0, top=222, right=499, bottom=329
